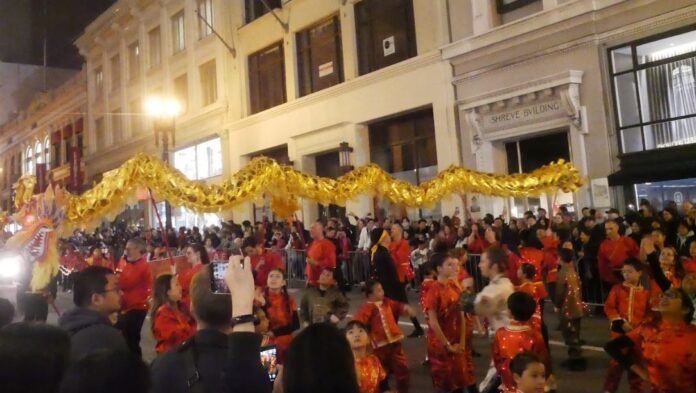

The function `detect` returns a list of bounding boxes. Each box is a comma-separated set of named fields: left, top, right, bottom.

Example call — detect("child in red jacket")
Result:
left=150, top=274, right=195, bottom=353
left=353, top=280, right=416, bottom=393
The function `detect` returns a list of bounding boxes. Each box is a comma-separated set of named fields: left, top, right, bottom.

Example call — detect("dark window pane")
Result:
left=369, top=108, right=436, bottom=181
left=505, top=142, right=520, bottom=174
left=518, top=132, right=570, bottom=172
left=355, top=0, right=416, bottom=75
left=245, top=0, right=281, bottom=24
left=248, top=42, right=286, bottom=114
left=297, top=17, right=343, bottom=96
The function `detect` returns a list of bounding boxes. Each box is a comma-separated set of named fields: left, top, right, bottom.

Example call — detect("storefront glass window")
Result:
left=635, top=177, right=696, bottom=211
left=174, top=137, right=222, bottom=180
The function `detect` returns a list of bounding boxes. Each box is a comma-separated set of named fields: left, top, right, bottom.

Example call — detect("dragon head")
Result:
left=5, top=186, right=66, bottom=291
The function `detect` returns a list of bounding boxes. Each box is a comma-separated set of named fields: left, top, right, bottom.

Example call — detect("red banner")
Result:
left=69, top=146, right=81, bottom=192
left=36, top=163, right=47, bottom=193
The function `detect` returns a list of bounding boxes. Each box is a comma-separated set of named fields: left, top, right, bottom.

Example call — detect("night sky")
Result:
left=0, top=0, right=117, bottom=69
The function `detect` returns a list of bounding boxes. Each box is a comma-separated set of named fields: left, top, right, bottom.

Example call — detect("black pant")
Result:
left=117, top=309, right=147, bottom=357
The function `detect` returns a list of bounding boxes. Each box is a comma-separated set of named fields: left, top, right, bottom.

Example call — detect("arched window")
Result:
left=44, top=137, right=50, bottom=169
left=35, top=141, right=43, bottom=164
left=26, top=146, right=33, bottom=175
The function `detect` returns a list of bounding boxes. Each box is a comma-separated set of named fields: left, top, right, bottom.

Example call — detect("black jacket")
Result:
left=150, top=329, right=272, bottom=393
left=372, top=246, right=407, bottom=303
left=58, top=307, right=128, bottom=361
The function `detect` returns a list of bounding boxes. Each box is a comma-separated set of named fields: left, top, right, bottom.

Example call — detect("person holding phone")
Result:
left=151, top=254, right=272, bottom=393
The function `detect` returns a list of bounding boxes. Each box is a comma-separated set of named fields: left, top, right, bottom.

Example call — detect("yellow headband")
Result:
left=371, top=230, right=388, bottom=259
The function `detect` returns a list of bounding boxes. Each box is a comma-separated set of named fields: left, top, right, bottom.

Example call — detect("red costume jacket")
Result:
left=424, top=279, right=473, bottom=391
left=152, top=304, right=196, bottom=353
left=352, top=297, right=405, bottom=348
left=118, top=256, right=152, bottom=312
left=251, top=250, right=284, bottom=288
left=604, top=282, right=650, bottom=334
left=492, top=320, right=550, bottom=393
left=626, top=320, right=696, bottom=393
left=305, top=238, right=336, bottom=285
left=540, top=237, right=560, bottom=283
left=682, top=257, right=696, bottom=274
left=355, top=354, right=387, bottom=393
left=515, top=281, right=547, bottom=333
left=87, top=256, right=114, bottom=270
left=519, top=248, right=544, bottom=282
left=389, top=239, right=413, bottom=283
left=598, top=237, right=639, bottom=284
left=264, top=290, right=298, bottom=362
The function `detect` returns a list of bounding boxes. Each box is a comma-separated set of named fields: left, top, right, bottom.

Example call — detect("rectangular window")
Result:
left=245, top=0, right=281, bottom=24
left=355, top=0, right=416, bottom=76
left=94, top=66, right=103, bottom=98
left=171, top=11, right=186, bottom=54
left=110, top=54, right=120, bottom=91
left=197, top=0, right=214, bottom=39
left=173, top=74, right=188, bottom=113
left=495, top=0, right=540, bottom=14
left=128, top=41, right=140, bottom=80
left=112, top=108, right=122, bottom=143
left=248, top=43, right=286, bottom=114
left=95, top=117, right=105, bottom=151
left=149, top=27, right=162, bottom=68
left=296, top=16, right=343, bottom=97
left=199, top=60, right=217, bottom=106
left=608, top=27, right=696, bottom=154
left=173, top=137, right=222, bottom=180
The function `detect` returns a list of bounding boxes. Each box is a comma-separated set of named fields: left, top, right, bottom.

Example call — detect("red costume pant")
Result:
left=427, top=336, right=474, bottom=392
left=374, top=342, right=410, bottom=393
left=603, top=359, right=643, bottom=393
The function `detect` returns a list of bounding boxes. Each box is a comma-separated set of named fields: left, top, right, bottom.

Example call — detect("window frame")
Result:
left=171, top=10, right=186, bottom=54
left=197, top=0, right=214, bottom=39
left=248, top=42, right=287, bottom=114
left=607, top=24, right=696, bottom=155
left=199, top=60, right=218, bottom=107
left=244, top=0, right=282, bottom=24
left=128, top=41, right=140, bottom=80
left=296, top=15, right=344, bottom=97
left=110, top=54, right=120, bottom=92
left=173, top=137, right=223, bottom=180
left=354, top=0, right=417, bottom=76
left=495, top=0, right=540, bottom=14
left=148, top=26, right=162, bottom=68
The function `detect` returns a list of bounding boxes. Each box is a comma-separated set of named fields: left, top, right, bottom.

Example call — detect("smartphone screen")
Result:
left=259, top=345, right=278, bottom=382
left=209, top=261, right=229, bottom=294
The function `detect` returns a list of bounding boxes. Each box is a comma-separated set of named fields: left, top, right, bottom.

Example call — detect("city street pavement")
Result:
left=30, top=283, right=632, bottom=393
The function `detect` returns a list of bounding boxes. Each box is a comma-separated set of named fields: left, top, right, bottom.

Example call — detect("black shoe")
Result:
left=421, top=358, right=430, bottom=366
left=407, top=328, right=424, bottom=338
left=472, top=350, right=482, bottom=358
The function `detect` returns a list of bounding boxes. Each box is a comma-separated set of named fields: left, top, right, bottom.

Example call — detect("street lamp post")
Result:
left=145, top=96, right=181, bottom=229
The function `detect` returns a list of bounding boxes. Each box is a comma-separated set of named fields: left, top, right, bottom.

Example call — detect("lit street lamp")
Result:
left=145, top=96, right=181, bottom=229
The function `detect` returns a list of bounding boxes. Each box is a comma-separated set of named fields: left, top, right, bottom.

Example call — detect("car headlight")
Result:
left=0, top=254, right=23, bottom=279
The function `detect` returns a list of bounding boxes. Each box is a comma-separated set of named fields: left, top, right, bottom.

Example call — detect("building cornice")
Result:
left=445, top=1, right=696, bottom=82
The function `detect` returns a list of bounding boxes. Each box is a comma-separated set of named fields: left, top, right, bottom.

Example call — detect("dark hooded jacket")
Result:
left=59, top=307, right=127, bottom=360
